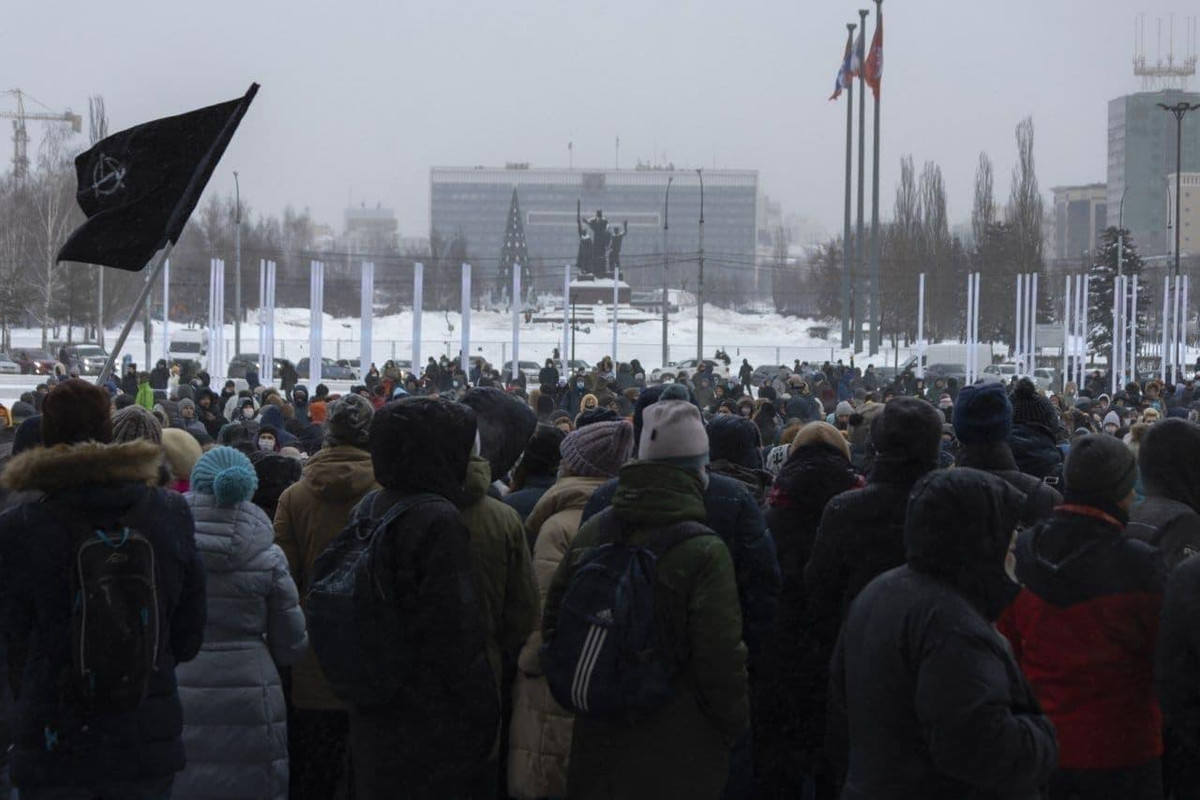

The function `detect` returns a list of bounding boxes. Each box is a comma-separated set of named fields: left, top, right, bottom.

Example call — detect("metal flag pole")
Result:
left=854, top=8, right=869, bottom=354
left=412, top=262, right=423, bottom=374
left=869, top=0, right=883, bottom=354
left=842, top=23, right=856, bottom=349
left=96, top=244, right=175, bottom=386
left=512, top=260, right=522, bottom=383
left=460, top=264, right=472, bottom=381
left=361, top=261, right=374, bottom=379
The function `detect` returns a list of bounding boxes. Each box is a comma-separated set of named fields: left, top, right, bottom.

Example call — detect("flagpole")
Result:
left=855, top=8, right=869, bottom=354
left=841, top=22, right=856, bottom=350
left=95, top=244, right=174, bottom=386
left=869, top=0, right=882, bottom=355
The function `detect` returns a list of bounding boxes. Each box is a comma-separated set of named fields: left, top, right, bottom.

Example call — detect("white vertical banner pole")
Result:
left=1081, top=275, right=1090, bottom=387
left=1130, top=274, right=1139, bottom=382
left=1121, top=275, right=1129, bottom=385
left=512, top=261, right=521, bottom=383
left=1183, top=275, right=1191, bottom=375
left=917, top=272, right=926, bottom=380
left=258, top=259, right=266, bottom=378
left=967, top=273, right=976, bottom=382
left=461, top=263, right=472, bottom=380
left=1112, top=274, right=1122, bottom=393
left=208, top=258, right=215, bottom=376
left=1015, top=274, right=1024, bottom=373
left=1030, top=273, right=1039, bottom=376
left=1063, top=275, right=1071, bottom=389
left=266, top=261, right=275, bottom=385
left=360, top=261, right=374, bottom=377
left=310, top=261, right=323, bottom=384
left=973, top=273, right=982, bottom=382
left=1162, top=278, right=1171, bottom=384
left=215, top=258, right=225, bottom=381
left=412, top=262, right=423, bottom=377
left=612, top=266, right=620, bottom=363
left=562, top=265, right=571, bottom=371
left=161, top=259, right=171, bottom=366
left=1174, top=274, right=1184, bottom=379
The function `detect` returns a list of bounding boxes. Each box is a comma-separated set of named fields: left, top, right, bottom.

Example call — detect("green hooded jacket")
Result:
left=135, top=381, right=155, bottom=411
left=542, top=461, right=749, bottom=799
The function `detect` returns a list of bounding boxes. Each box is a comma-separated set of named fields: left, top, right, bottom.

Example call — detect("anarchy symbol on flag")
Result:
left=90, top=154, right=127, bottom=198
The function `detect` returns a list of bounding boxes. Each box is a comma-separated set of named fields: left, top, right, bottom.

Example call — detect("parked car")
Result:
left=60, top=344, right=110, bottom=376
left=296, top=357, right=357, bottom=380
left=982, top=363, right=1020, bottom=383
left=923, top=363, right=968, bottom=385
left=1032, top=367, right=1056, bottom=392
left=168, top=335, right=206, bottom=371
left=227, top=353, right=295, bottom=382
left=650, top=359, right=730, bottom=384
left=0, top=352, right=20, bottom=375
left=13, top=348, right=57, bottom=375
left=502, top=360, right=542, bottom=383
left=751, top=364, right=791, bottom=387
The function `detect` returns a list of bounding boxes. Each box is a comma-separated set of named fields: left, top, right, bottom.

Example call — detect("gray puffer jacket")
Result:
left=175, top=493, right=308, bottom=800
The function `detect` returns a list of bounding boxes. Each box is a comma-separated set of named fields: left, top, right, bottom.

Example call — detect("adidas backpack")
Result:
left=541, top=512, right=713, bottom=719
left=306, top=490, right=442, bottom=706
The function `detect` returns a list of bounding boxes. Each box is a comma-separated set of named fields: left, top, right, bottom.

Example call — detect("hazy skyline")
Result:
left=4, top=0, right=1195, bottom=240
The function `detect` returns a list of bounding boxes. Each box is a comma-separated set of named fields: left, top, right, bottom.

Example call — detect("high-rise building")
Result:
left=1107, top=89, right=1200, bottom=256
left=429, top=164, right=759, bottom=302
left=345, top=204, right=399, bottom=252
left=1167, top=171, right=1200, bottom=255
left=1049, top=183, right=1108, bottom=262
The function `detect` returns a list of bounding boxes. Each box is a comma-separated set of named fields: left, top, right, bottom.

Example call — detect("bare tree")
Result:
left=1007, top=117, right=1044, bottom=276
left=32, top=125, right=81, bottom=348
left=971, top=152, right=995, bottom=248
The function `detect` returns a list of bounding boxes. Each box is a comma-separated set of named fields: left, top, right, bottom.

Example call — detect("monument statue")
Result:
left=575, top=200, right=628, bottom=279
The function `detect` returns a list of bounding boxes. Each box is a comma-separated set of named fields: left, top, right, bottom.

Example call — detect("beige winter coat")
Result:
left=506, top=475, right=607, bottom=799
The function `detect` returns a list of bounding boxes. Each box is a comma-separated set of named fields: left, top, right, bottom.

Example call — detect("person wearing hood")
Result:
left=149, top=359, right=171, bottom=391
left=706, top=414, right=772, bottom=507
left=274, top=394, right=377, bottom=800
left=291, top=385, right=310, bottom=423
left=1008, top=378, right=1066, bottom=484
left=336, top=397, right=498, bottom=799
left=504, top=424, right=567, bottom=522
left=507, top=419, right=635, bottom=799
left=258, top=404, right=297, bottom=450
left=0, top=379, right=207, bottom=797
left=175, top=447, right=307, bottom=800
left=195, top=388, right=226, bottom=439
left=756, top=422, right=862, bottom=797
left=248, top=450, right=302, bottom=520
left=830, top=469, right=1059, bottom=799
left=162, top=428, right=203, bottom=494
left=120, top=363, right=139, bottom=397
left=175, top=398, right=207, bottom=437
left=954, top=382, right=1062, bottom=526
left=455, top=390, right=540, bottom=794
left=135, top=371, right=155, bottom=411
left=1127, top=418, right=1200, bottom=570
left=998, top=434, right=1165, bottom=798
left=542, top=394, right=748, bottom=799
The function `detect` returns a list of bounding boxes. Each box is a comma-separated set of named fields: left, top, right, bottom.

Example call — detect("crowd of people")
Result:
left=0, top=349, right=1197, bottom=799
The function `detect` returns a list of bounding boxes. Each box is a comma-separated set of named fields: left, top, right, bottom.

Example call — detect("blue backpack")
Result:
left=541, top=511, right=713, bottom=719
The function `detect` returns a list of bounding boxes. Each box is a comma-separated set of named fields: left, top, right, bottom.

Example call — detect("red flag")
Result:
left=865, top=13, right=883, bottom=100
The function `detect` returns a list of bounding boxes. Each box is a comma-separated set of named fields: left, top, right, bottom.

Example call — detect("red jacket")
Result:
left=997, top=506, right=1165, bottom=771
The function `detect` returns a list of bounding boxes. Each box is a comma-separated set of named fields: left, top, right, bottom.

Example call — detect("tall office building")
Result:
left=430, top=164, right=759, bottom=302
left=1107, top=88, right=1200, bottom=256
left=1049, top=183, right=1108, bottom=262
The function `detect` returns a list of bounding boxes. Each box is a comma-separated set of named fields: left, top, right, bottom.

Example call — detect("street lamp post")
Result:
left=696, top=168, right=705, bottom=363
left=233, top=171, right=242, bottom=356
left=1157, top=101, right=1198, bottom=380
left=662, top=176, right=673, bottom=367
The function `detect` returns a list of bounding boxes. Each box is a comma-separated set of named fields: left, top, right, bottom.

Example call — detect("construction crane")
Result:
left=0, top=89, right=82, bottom=182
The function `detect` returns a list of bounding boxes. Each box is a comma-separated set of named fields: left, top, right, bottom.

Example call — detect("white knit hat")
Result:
left=639, top=386, right=708, bottom=469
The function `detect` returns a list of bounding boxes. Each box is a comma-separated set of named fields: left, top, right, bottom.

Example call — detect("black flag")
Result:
left=57, top=83, right=259, bottom=271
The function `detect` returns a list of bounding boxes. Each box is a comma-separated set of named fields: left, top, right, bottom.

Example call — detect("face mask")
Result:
left=576, top=382, right=585, bottom=390
left=242, top=406, right=255, bottom=419
left=259, top=436, right=275, bottom=450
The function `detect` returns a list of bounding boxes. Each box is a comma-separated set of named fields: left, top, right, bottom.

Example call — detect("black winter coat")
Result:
left=1008, top=424, right=1064, bottom=486
left=755, top=443, right=860, bottom=795
left=958, top=442, right=1062, bottom=527
left=830, top=469, right=1058, bottom=799
left=581, top=471, right=781, bottom=656
left=0, top=441, right=207, bottom=789
left=1157, top=552, right=1200, bottom=800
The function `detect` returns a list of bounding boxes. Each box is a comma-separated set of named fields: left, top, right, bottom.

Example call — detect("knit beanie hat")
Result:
left=161, top=428, right=203, bottom=481
left=834, top=400, right=855, bottom=417
left=326, top=394, right=374, bottom=448
left=1063, top=433, right=1137, bottom=512
left=12, top=415, right=42, bottom=455
left=576, top=407, right=619, bottom=428
left=953, top=382, right=1013, bottom=445
left=870, top=397, right=943, bottom=466
left=1010, top=378, right=1059, bottom=431
left=1103, top=410, right=1121, bottom=429
left=561, top=419, right=634, bottom=478
left=111, top=404, right=163, bottom=445
left=520, top=424, right=566, bottom=475
left=191, top=446, right=259, bottom=507
left=41, top=378, right=112, bottom=447
left=639, top=385, right=708, bottom=472
left=706, top=414, right=763, bottom=469
left=179, top=398, right=196, bottom=414
left=309, top=400, right=328, bottom=424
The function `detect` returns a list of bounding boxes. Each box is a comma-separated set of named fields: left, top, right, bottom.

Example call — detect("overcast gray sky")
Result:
left=4, top=0, right=1194, bottom=238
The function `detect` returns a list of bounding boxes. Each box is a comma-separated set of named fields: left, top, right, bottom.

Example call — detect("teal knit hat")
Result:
left=191, top=446, right=258, bottom=507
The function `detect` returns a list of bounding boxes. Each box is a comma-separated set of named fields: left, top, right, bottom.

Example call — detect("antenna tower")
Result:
left=1134, top=13, right=1197, bottom=91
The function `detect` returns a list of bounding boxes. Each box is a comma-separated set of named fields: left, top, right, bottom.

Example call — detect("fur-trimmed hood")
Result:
left=0, top=440, right=163, bottom=493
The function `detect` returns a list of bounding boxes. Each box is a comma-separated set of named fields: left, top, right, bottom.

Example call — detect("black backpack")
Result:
left=52, top=494, right=161, bottom=713
left=306, top=490, right=442, bottom=707
left=541, top=512, right=713, bottom=720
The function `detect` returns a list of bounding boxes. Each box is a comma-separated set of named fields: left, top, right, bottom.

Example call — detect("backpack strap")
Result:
left=362, top=492, right=445, bottom=542
left=641, top=521, right=715, bottom=559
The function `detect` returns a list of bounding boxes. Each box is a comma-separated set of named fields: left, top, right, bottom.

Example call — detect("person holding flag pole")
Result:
left=55, top=84, right=260, bottom=387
